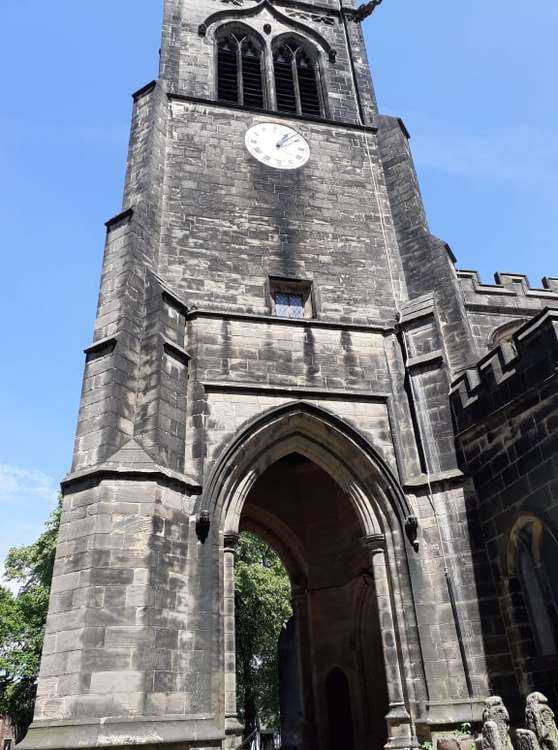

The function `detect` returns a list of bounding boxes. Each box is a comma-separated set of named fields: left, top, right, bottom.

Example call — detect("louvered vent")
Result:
left=241, top=40, right=264, bottom=109
left=297, top=51, right=321, bottom=117
left=274, top=46, right=297, bottom=114
left=273, top=40, right=323, bottom=117
left=217, top=36, right=239, bottom=104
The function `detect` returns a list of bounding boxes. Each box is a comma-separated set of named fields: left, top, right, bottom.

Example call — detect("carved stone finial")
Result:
left=526, top=692, right=558, bottom=750
left=481, top=697, right=513, bottom=750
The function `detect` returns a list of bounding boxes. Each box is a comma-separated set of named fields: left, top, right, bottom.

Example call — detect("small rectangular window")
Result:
left=269, top=278, right=313, bottom=319
left=275, top=291, right=304, bottom=318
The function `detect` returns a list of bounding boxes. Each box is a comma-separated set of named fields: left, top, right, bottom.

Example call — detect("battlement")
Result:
left=458, top=270, right=558, bottom=301
left=450, top=307, right=558, bottom=429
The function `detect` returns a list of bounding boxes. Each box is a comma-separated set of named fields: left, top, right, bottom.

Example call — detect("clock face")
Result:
left=245, top=122, right=310, bottom=170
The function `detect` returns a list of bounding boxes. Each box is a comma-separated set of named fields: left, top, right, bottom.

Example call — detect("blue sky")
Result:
left=0, top=1, right=556, bottom=568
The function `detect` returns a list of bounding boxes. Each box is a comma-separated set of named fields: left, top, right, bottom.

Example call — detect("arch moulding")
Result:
left=198, top=0, right=337, bottom=61
left=196, top=400, right=418, bottom=546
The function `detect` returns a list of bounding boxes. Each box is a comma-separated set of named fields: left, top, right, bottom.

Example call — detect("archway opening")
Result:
left=237, top=451, right=389, bottom=750
left=235, top=530, right=292, bottom=738
left=326, top=668, right=355, bottom=750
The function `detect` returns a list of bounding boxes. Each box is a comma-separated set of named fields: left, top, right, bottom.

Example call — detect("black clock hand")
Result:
left=277, top=134, right=300, bottom=149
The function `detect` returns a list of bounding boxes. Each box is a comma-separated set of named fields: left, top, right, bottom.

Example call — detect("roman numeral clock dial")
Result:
left=245, top=122, right=310, bottom=170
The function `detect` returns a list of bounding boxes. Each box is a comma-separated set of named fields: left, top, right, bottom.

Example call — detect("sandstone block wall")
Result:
left=25, top=0, right=558, bottom=746
left=452, top=309, right=558, bottom=718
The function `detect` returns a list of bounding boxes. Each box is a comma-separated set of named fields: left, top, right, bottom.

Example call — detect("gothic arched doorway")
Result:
left=200, top=402, right=420, bottom=750
left=239, top=451, right=388, bottom=749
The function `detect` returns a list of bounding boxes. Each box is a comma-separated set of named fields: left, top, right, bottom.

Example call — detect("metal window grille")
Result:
left=217, top=31, right=264, bottom=109
left=275, top=291, right=304, bottom=318
left=273, top=40, right=322, bottom=117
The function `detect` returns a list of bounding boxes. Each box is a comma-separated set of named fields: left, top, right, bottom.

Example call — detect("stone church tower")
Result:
left=21, top=0, right=558, bottom=749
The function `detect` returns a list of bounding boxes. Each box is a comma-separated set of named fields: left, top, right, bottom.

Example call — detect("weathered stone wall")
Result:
left=452, top=309, right=558, bottom=718
left=458, top=271, right=558, bottom=357
left=35, top=477, right=210, bottom=723
left=160, top=0, right=377, bottom=125
left=159, top=99, right=404, bottom=322
left=24, top=0, right=558, bottom=746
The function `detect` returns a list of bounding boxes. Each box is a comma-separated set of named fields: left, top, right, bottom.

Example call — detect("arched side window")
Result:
left=508, top=515, right=558, bottom=657
left=273, top=38, right=322, bottom=118
left=217, top=28, right=265, bottom=109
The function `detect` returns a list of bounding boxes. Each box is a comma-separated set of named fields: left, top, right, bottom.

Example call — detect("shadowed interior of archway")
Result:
left=238, top=451, right=389, bottom=750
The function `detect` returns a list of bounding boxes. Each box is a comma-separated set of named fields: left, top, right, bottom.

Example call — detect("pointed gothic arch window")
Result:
left=508, top=516, right=558, bottom=657
left=216, top=27, right=265, bottom=109
left=273, top=38, right=323, bottom=118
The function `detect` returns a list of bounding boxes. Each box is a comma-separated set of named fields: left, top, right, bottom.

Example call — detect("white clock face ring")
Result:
left=245, top=122, right=310, bottom=170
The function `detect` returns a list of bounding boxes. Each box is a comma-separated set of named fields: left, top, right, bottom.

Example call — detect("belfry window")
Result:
left=217, top=29, right=265, bottom=109
left=273, top=39, right=322, bottom=118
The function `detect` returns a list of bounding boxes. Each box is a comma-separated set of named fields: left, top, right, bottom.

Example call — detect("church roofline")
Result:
left=457, top=268, right=558, bottom=299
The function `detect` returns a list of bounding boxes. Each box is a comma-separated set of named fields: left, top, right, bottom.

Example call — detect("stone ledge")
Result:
left=61, top=464, right=202, bottom=496
left=398, top=293, right=435, bottom=325
left=464, top=302, right=554, bottom=316
left=83, top=335, right=117, bottom=358
left=188, top=307, right=393, bottom=333
left=20, top=715, right=223, bottom=750
left=131, top=80, right=157, bottom=101
left=162, top=337, right=192, bottom=365
left=419, top=697, right=487, bottom=725
left=201, top=380, right=391, bottom=401
left=155, top=276, right=394, bottom=333
left=402, top=468, right=465, bottom=491
left=406, top=350, right=444, bottom=370
left=105, top=207, right=134, bottom=230
left=168, top=91, right=379, bottom=133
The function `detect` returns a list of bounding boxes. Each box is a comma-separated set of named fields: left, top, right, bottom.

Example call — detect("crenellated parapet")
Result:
left=450, top=307, right=558, bottom=427
left=458, top=270, right=558, bottom=311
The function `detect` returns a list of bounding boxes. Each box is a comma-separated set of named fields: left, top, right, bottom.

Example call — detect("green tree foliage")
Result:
left=0, top=503, right=61, bottom=741
left=235, top=532, right=292, bottom=735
